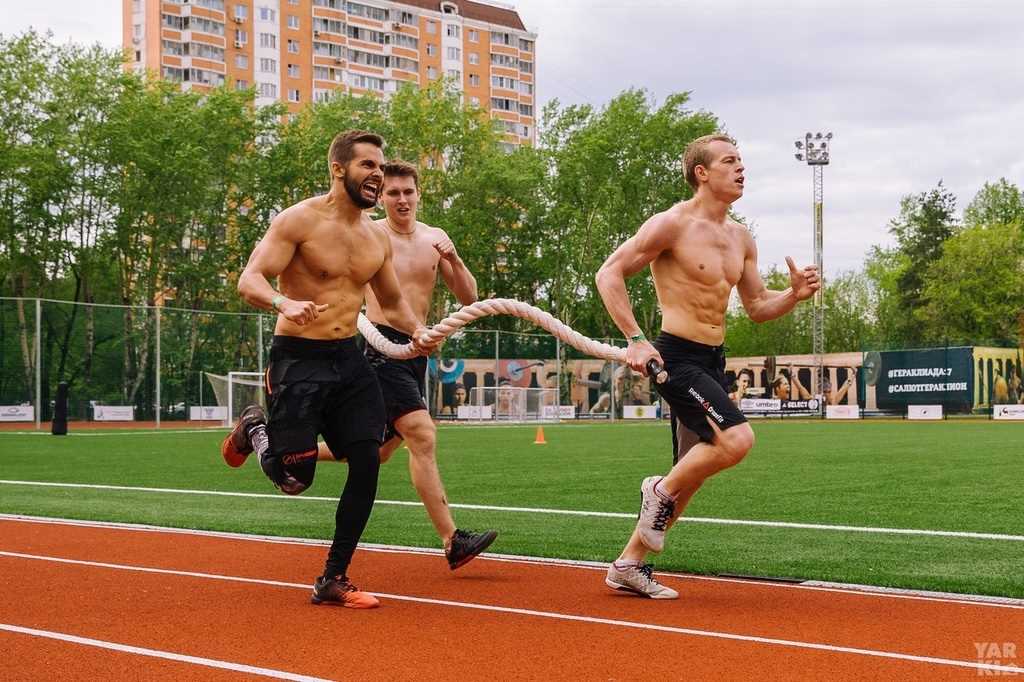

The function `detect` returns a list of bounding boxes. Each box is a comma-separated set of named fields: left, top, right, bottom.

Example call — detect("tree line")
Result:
left=1, top=30, right=1021, bottom=413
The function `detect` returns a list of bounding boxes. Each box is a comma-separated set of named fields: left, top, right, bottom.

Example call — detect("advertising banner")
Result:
left=0, top=405, right=34, bottom=422
left=993, top=404, right=1024, bottom=421
left=908, top=405, right=943, bottom=420
left=866, top=347, right=973, bottom=411
left=456, top=405, right=493, bottom=420
left=93, top=405, right=135, bottom=421
left=541, top=405, right=576, bottom=419
left=189, top=406, right=228, bottom=421
left=740, top=398, right=821, bottom=414
left=826, top=405, right=860, bottom=419
left=622, top=405, right=658, bottom=419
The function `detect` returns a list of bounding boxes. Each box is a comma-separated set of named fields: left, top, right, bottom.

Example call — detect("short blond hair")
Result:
left=683, top=134, right=737, bottom=191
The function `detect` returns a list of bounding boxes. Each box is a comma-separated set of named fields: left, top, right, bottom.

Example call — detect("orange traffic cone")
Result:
left=533, top=426, right=547, bottom=445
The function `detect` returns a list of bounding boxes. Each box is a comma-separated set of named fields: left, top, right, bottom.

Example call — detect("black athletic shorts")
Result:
left=363, top=324, right=428, bottom=441
left=265, top=335, right=386, bottom=485
left=653, top=331, right=747, bottom=461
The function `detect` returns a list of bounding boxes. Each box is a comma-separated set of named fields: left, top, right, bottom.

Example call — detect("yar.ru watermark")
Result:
left=976, top=642, right=1018, bottom=676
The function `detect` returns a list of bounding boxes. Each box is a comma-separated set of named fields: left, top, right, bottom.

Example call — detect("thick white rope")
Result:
left=357, top=298, right=667, bottom=382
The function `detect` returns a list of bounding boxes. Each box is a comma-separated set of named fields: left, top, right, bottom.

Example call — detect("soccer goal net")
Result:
left=204, top=371, right=265, bottom=427
left=466, top=386, right=559, bottom=422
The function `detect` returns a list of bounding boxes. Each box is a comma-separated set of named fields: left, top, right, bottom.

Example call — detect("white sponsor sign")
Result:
left=541, top=405, right=576, bottom=419
left=190, top=406, right=228, bottom=421
left=908, top=404, right=943, bottom=420
left=993, top=404, right=1024, bottom=421
left=623, top=405, right=659, bottom=419
left=741, top=398, right=781, bottom=412
left=457, top=405, right=493, bottom=420
left=93, top=405, right=135, bottom=421
left=826, top=404, right=860, bottom=420
left=0, top=405, right=34, bottom=422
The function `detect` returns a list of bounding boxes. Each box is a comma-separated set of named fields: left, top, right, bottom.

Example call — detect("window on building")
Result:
left=491, top=75, right=517, bottom=90
left=234, top=5, right=247, bottom=20
left=134, top=50, right=141, bottom=62
left=287, top=63, right=300, bottom=78
left=392, top=56, right=417, bottom=71
left=236, top=54, right=249, bottom=68
left=446, top=25, right=460, bottom=38
left=518, top=103, right=533, bottom=117
left=490, top=97, right=514, bottom=111
left=469, top=52, right=479, bottom=65
left=346, top=2, right=387, bottom=21
left=260, top=58, right=277, bottom=73
left=288, top=15, right=299, bottom=29
left=162, top=39, right=184, bottom=55
left=314, top=66, right=330, bottom=80
left=314, top=88, right=331, bottom=102
left=162, top=66, right=184, bottom=82
left=133, top=24, right=142, bottom=39
left=447, top=69, right=460, bottom=80
left=235, top=29, right=248, bottom=44
left=289, top=0, right=299, bottom=5
left=259, top=7, right=276, bottom=21
left=426, top=21, right=436, bottom=34
left=491, top=53, right=518, bottom=68
left=393, top=33, right=418, bottom=49
left=520, top=124, right=531, bottom=137
left=469, top=95, right=480, bottom=106
left=259, top=33, right=276, bottom=48
left=259, top=82, right=277, bottom=98
left=427, top=66, right=438, bottom=80
left=490, top=31, right=512, bottom=46
left=190, top=16, right=226, bottom=36
left=346, top=25, right=386, bottom=44
left=446, top=46, right=461, bottom=60
left=313, top=41, right=344, bottom=58
left=162, top=14, right=185, bottom=30
left=287, top=39, right=299, bottom=53
left=468, top=29, right=478, bottom=42
left=426, top=43, right=436, bottom=56
left=468, top=74, right=480, bottom=86
left=195, top=0, right=225, bottom=9
left=348, top=49, right=388, bottom=67
left=235, top=79, right=249, bottom=90
left=313, top=17, right=344, bottom=34
left=399, top=11, right=416, bottom=25
left=519, top=60, right=533, bottom=74
left=288, top=89, right=300, bottom=102
left=313, top=0, right=343, bottom=7
left=519, top=39, right=533, bottom=52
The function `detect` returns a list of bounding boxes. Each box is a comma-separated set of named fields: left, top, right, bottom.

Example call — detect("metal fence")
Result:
left=0, top=297, right=655, bottom=428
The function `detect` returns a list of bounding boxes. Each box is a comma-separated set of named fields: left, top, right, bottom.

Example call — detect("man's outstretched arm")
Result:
left=736, top=232, right=819, bottom=323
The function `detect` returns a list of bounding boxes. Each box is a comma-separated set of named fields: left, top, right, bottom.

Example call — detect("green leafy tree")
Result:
left=963, top=178, right=1024, bottom=228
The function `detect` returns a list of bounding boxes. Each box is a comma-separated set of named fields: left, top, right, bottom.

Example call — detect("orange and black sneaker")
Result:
left=310, top=575, right=380, bottom=608
left=220, top=404, right=267, bottom=468
left=445, top=528, right=498, bottom=570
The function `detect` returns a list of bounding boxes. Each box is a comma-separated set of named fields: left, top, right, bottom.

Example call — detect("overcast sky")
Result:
left=7, top=0, right=1024, bottom=275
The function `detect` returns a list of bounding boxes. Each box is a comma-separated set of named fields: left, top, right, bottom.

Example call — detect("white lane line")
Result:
left=3, top=479, right=1023, bottom=542
left=4, top=513, right=1023, bottom=610
left=0, top=623, right=332, bottom=682
left=1, top=550, right=1021, bottom=676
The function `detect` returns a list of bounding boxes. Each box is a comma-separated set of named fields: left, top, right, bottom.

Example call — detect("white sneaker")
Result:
left=637, top=476, right=675, bottom=553
left=605, top=562, right=679, bottom=599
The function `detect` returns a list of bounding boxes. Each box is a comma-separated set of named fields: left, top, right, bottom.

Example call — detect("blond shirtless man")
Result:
left=595, top=134, right=820, bottom=599
left=315, top=160, right=498, bottom=570
left=222, top=130, right=435, bottom=608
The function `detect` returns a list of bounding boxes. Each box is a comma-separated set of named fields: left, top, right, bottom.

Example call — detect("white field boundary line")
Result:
left=0, top=623, right=332, bottom=682
left=0, top=550, right=1021, bottom=676
left=3, top=514, right=1023, bottom=610
left=3, top=479, right=1023, bottom=543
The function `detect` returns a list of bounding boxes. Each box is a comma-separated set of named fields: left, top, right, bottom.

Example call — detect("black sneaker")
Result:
left=445, top=529, right=498, bottom=570
left=220, top=404, right=267, bottom=468
left=310, top=575, right=380, bottom=608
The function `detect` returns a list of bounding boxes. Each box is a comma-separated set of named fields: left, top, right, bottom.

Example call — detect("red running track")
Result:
left=0, top=517, right=1021, bottom=681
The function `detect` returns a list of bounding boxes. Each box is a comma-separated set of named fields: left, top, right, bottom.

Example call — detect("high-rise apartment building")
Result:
left=123, top=0, right=536, bottom=147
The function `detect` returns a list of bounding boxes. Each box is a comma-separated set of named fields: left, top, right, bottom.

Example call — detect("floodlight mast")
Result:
left=793, top=131, right=833, bottom=411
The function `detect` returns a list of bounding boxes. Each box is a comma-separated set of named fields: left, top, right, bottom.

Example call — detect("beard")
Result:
left=344, top=174, right=378, bottom=209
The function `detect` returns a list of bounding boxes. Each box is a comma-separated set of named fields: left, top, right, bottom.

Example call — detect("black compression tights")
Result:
left=322, top=439, right=381, bottom=578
